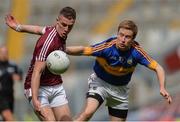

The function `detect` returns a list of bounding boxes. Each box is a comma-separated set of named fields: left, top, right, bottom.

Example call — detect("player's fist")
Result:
left=5, top=14, right=20, bottom=31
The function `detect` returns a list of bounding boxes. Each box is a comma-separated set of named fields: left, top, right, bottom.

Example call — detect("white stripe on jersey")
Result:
left=40, top=29, right=56, bottom=60
left=38, top=28, right=56, bottom=61
left=43, top=31, right=57, bottom=59
left=38, top=28, right=55, bottom=61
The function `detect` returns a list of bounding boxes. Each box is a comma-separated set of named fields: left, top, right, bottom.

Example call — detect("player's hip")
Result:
left=88, top=72, right=130, bottom=101
left=24, top=84, right=68, bottom=108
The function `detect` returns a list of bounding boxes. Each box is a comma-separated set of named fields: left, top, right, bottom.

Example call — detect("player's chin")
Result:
left=118, top=46, right=128, bottom=51
left=61, top=33, right=67, bottom=39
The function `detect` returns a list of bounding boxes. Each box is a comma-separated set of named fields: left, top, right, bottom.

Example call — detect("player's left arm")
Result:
left=153, top=63, right=172, bottom=104
left=135, top=47, right=172, bottom=104
left=5, top=14, right=45, bottom=35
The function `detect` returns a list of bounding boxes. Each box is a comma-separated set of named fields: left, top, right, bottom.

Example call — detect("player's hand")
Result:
left=32, top=98, right=41, bottom=112
left=160, top=88, right=172, bottom=104
left=5, top=14, right=20, bottom=30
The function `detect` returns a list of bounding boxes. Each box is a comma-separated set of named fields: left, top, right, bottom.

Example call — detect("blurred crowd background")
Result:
left=0, top=0, right=180, bottom=121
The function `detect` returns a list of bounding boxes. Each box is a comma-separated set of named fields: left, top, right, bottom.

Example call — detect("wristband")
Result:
left=16, top=24, right=21, bottom=32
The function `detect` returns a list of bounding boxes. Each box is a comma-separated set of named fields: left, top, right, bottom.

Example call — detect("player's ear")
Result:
left=56, top=17, right=59, bottom=21
left=56, top=17, right=60, bottom=24
left=130, top=40, right=134, bottom=45
left=56, top=18, right=60, bottom=25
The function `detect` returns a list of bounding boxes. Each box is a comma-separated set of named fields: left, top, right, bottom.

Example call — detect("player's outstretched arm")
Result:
left=66, top=46, right=85, bottom=55
left=154, top=63, right=172, bottom=104
left=5, top=14, right=44, bottom=35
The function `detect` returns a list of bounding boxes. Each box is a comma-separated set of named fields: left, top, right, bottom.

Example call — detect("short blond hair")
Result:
left=118, top=20, right=138, bottom=39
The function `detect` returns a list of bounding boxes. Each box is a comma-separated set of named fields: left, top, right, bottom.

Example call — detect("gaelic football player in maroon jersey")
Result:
left=5, top=7, right=76, bottom=121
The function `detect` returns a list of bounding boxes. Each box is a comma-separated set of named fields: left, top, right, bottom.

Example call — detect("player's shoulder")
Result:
left=38, top=26, right=56, bottom=43
left=131, top=40, right=149, bottom=57
left=45, top=25, right=53, bottom=30
left=131, top=41, right=141, bottom=54
left=132, top=41, right=143, bottom=50
left=44, top=26, right=56, bottom=33
left=100, top=36, right=117, bottom=46
left=105, top=35, right=117, bottom=43
left=132, top=40, right=140, bottom=47
left=92, top=36, right=116, bottom=47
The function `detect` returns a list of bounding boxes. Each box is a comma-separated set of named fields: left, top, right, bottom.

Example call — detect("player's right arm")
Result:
left=66, top=38, right=114, bottom=56
left=66, top=45, right=102, bottom=56
left=5, top=14, right=45, bottom=35
left=31, top=61, right=46, bottom=112
left=65, top=46, right=82, bottom=55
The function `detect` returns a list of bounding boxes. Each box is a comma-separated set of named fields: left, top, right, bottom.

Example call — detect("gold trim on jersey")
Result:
left=148, top=60, right=158, bottom=70
left=83, top=40, right=116, bottom=55
left=132, top=43, right=152, bottom=62
left=83, top=47, right=93, bottom=55
left=92, top=40, right=116, bottom=52
left=96, top=57, right=135, bottom=76
left=132, top=42, right=157, bottom=70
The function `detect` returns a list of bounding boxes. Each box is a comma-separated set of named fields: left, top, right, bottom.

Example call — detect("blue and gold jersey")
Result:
left=83, top=37, right=157, bottom=86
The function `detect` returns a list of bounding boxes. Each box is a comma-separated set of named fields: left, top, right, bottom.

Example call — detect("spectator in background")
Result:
left=0, top=45, right=22, bottom=121
left=5, top=6, right=76, bottom=121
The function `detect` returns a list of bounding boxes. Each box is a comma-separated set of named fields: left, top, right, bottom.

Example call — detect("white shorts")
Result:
left=88, top=73, right=129, bottom=110
left=24, top=84, right=68, bottom=108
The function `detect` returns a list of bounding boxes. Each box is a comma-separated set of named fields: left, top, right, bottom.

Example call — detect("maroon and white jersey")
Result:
left=24, top=26, right=66, bottom=89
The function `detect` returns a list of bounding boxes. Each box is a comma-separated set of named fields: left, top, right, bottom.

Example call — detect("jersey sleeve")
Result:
left=42, top=27, right=46, bottom=34
left=42, top=26, right=51, bottom=34
left=39, top=26, right=50, bottom=34
left=134, top=47, right=158, bottom=70
left=82, top=37, right=116, bottom=57
left=35, top=27, right=56, bottom=61
left=82, top=42, right=106, bottom=57
left=82, top=45, right=103, bottom=57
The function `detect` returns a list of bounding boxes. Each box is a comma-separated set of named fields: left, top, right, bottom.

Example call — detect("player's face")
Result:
left=116, top=28, right=134, bottom=51
left=56, top=15, right=75, bottom=39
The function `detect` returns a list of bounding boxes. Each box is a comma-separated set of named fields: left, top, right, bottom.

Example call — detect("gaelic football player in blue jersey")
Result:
left=66, top=20, right=172, bottom=121
left=6, top=15, right=172, bottom=121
